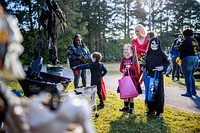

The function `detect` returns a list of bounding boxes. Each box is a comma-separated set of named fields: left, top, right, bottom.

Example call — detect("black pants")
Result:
left=172, top=58, right=180, bottom=80
left=97, top=86, right=104, bottom=104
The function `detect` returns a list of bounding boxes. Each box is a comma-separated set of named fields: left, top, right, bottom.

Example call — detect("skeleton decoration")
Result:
left=0, top=82, right=95, bottom=133
left=28, top=91, right=95, bottom=133
left=40, top=0, right=67, bottom=65
left=0, top=5, right=25, bottom=80
left=0, top=83, right=31, bottom=133
left=0, top=4, right=95, bottom=133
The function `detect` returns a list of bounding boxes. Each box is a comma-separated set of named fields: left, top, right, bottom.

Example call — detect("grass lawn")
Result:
left=2, top=80, right=200, bottom=133
left=2, top=62, right=200, bottom=133
left=94, top=91, right=200, bottom=133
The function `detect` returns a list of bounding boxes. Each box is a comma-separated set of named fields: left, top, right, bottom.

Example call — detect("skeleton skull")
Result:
left=150, top=40, right=158, bottom=50
left=0, top=13, right=25, bottom=80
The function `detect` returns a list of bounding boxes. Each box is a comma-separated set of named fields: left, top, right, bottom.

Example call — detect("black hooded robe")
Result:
left=143, top=37, right=169, bottom=113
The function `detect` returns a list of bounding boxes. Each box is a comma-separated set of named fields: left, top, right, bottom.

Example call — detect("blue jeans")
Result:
left=181, top=56, right=199, bottom=95
left=73, top=69, right=87, bottom=88
left=166, top=59, right=172, bottom=75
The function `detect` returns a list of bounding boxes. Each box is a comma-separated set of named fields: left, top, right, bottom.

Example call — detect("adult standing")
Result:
left=67, top=34, right=91, bottom=88
left=132, top=24, right=148, bottom=83
left=178, top=29, right=199, bottom=97
left=170, top=37, right=181, bottom=83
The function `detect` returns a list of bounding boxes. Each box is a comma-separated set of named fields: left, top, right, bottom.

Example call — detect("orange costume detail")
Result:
left=132, top=38, right=148, bottom=84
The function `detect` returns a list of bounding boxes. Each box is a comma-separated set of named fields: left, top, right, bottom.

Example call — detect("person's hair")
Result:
left=123, top=44, right=132, bottom=50
left=0, top=3, right=5, bottom=14
left=146, top=31, right=156, bottom=44
left=123, top=44, right=140, bottom=73
left=182, top=29, right=193, bottom=38
left=134, top=24, right=147, bottom=38
left=147, top=31, right=156, bottom=39
left=73, top=34, right=82, bottom=45
left=92, top=52, right=102, bottom=62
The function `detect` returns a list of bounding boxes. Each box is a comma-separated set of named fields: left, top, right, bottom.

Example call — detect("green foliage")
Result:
left=103, top=40, right=123, bottom=62
left=159, top=32, right=174, bottom=50
left=3, top=0, right=200, bottom=64
left=20, top=31, right=38, bottom=65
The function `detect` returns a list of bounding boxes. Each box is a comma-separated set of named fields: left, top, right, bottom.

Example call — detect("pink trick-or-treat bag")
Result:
left=118, top=70, right=138, bottom=99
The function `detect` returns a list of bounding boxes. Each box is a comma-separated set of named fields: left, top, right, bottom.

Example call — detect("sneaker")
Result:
left=191, top=93, right=197, bottom=96
left=119, top=106, right=129, bottom=112
left=175, top=80, right=181, bottom=83
left=129, top=108, right=134, bottom=114
left=155, top=113, right=162, bottom=119
left=172, top=79, right=176, bottom=82
left=99, top=103, right=105, bottom=107
left=165, top=74, right=170, bottom=77
left=145, top=111, right=155, bottom=116
left=181, top=93, right=192, bottom=97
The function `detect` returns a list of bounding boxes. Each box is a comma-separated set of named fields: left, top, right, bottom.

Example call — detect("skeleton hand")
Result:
left=154, top=66, right=164, bottom=71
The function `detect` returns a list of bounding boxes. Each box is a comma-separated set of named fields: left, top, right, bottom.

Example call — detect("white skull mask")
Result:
left=150, top=40, right=158, bottom=50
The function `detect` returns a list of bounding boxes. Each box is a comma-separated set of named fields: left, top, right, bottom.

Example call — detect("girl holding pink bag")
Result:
left=118, top=44, right=142, bottom=114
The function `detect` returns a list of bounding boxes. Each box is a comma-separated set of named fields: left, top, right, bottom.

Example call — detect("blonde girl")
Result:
left=119, top=44, right=142, bottom=114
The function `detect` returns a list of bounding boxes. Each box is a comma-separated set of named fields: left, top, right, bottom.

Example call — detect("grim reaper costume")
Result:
left=143, top=37, right=169, bottom=118
left=40, top=0, right=67, bottom=65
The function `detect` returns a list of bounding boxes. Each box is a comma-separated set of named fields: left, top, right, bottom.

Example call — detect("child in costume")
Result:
left=72, top=52, right=107, bottom=107
left=143, top=37, right=169, bottom=119
left=119, top=44, right=142, bottom=114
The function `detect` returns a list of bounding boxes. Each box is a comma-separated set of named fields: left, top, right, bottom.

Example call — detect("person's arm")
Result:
left=72, top=62, right=93, bottom=70
left=82, top=44, right=90, bottom=54
left=119, top=59, right=124, bottom=73
left=129, top=65, right=139, bottom=77
left=155, top=52, right=170, bottom=72
left=101, top=64, right=107, bottom=77
left=67, top=45, right=78, bottom=60
left=67, top=45, right=85, bottom=62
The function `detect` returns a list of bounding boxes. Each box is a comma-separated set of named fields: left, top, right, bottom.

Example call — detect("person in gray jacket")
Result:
left=67, top=34, right=91, bottom=88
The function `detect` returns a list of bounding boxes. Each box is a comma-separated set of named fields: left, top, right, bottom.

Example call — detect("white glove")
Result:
left=154, top=66, right=164, bottom=71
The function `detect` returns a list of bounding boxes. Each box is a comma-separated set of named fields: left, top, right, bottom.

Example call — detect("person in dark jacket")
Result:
left=178, top=29, right=199, bottom=97
left=67, top=34, right=91, bottom=88
left=72, top=52, right=107, bottom=107
left=170, top=37, right=181, bottom=82
left=143, top=37, right=169, bottom=119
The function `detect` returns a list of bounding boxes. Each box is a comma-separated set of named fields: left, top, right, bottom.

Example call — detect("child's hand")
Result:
left=77, top=56, right=85, bottom=62
left=126, top=65, right=130, bottom=68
